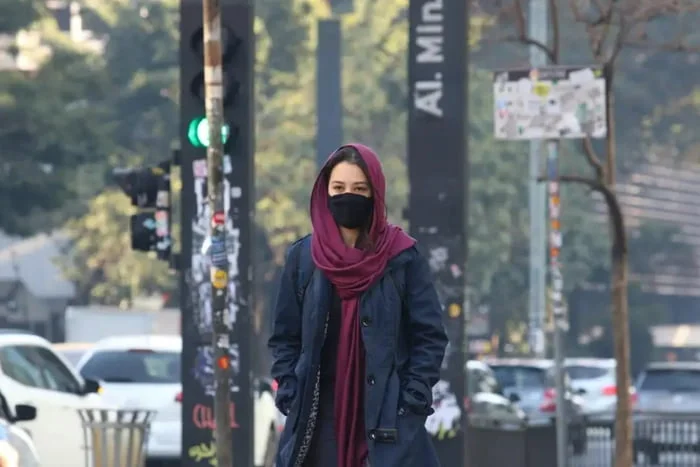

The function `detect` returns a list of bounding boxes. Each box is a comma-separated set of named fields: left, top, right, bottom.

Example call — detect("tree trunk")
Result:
left=612, top=242, right=632, bottom=467
left=604, top=70, right=633, bottom=467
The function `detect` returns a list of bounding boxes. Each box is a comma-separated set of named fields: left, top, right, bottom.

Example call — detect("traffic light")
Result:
left=113, top=161, right=171, bottom=262
left=179, top=3, right=255, bottom=466
left=187, top=116, right=234, bottom=148
left=180, top=3, right=248, bottom=152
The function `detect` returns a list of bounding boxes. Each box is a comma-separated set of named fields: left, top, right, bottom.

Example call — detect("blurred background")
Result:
left=1, top=0, right=698, bottom=380
left=0, top=0, right=699, bottom=466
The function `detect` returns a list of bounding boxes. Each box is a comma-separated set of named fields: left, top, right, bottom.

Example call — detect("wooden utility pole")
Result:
left=203, top=0, right=233, bottom=466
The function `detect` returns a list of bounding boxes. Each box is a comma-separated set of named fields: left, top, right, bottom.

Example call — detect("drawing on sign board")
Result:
left=425, top=380, right=461, bottom=440
left=191, top=157, right=242, bottom=337
left=193, top=345, right=240, bottom=396
left=493, top=66, right=607, bottom=141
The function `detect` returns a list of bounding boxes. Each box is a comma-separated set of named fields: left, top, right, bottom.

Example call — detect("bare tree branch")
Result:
left=591, top=0, right=608, bottom=18
left=593, top=1, right=616, bottom=59
left=549, top=0, right=560, bottom=61
left=607, top=12, right=627, bottom=66
left=569, top=0, right=616, bottom=61
left=485, top=35, right=557, bottom=62
left=581, top=138, right=605, bottom=180
left=509, top=0, right=558, bottom=62
left=536, top=174, right=627, bottom=258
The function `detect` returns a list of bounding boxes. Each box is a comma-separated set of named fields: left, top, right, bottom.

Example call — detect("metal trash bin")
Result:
left=78, top=409, right=155, bottom=467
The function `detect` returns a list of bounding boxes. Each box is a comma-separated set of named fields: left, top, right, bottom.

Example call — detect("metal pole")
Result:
left=203, top=0, right=233, bottom=466
left=548, top=139, right=567, bottom=467
left=528, top=0, right=547, bottom=358
left=316, top=18, right=343, bottom=168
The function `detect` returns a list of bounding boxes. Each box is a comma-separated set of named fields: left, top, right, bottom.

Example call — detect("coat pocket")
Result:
left=397, top=406, right=428, bottom=441
left=370, top=408, right=427, bottom=467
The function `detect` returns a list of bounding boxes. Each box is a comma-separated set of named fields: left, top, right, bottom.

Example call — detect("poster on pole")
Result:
left=493, top=66, right=607, bottom=140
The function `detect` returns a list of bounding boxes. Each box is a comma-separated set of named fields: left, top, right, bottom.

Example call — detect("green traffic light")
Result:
left=187, top=117, right=230, bottom=148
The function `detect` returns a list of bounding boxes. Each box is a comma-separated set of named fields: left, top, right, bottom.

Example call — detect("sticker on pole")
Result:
left=211, top=269, right=228, bottom=289
left=212, top=211, right=225, bottom=226
left=209, top=237, right=228, bottom=268
left=447, top=303, right=461, bottom=318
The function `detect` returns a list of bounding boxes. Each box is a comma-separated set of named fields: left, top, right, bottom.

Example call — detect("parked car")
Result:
left=254, top=377, right=280, bottom=467
left=485, top=358, right=588, bottom=454
left=0, top=391, right=40, bottom=467
left=633, top=361, right=700, bottom=463
left=76, top=335, right=279, bottom=467
left=77, top=335, right=182, bottom=464
left=465, top=360, right=526, bottom=428
left=565, top=358, right=623, bottom=426
left=0, top=331, right=104, bottom=467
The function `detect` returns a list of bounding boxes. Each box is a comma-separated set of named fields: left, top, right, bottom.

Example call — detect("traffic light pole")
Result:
left=202, top=1, right=233, bottom=466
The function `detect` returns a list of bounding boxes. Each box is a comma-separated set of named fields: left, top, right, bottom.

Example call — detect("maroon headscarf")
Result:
left=310, top=143, right=415, bottom=467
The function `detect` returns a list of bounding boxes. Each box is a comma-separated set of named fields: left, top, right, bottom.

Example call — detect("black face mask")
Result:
left=328, top=193, right=374, bottom=229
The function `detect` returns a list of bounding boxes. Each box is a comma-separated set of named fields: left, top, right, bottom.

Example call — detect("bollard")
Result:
left=78, top=409, right=155, bottom=467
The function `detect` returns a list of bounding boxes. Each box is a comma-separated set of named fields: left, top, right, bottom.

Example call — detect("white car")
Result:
left=0, top=398, right=41, bottom=467
left=565, top=358, right=637, bottom=427
left=76, top=335, right=279, bottom=467
left=0, top=331, right=104, bottom=467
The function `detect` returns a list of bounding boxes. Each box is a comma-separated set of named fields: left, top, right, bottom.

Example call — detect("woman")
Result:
left=269, top=144, right=448, bottom=467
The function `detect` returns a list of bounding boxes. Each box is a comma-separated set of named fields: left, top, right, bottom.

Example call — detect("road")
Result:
left=572, top=428, right=700, bottom=466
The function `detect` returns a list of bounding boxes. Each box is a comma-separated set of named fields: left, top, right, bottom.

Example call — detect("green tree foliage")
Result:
left=57, top=190, right=175, bottom=306
left=0, top=0, right=43, bottom=34
left=0, top=0, right=179, bottom=236
left=0, top=39, right=114, bottom=234
left=90, top=0, right=179, bottom=164
left=6, top=0, right=694, bottom=334
left=40, top=0, right=180, bottom=306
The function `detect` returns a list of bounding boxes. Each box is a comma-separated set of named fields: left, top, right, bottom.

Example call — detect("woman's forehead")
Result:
left=329, top=162, right=367, bottom=182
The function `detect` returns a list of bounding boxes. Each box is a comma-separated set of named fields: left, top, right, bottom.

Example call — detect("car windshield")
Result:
left=80, top=350, right=180, bottom=384
left=566, top=365, right=610, bottom=380
left=639, top=369, right=700, bottom=393
left=491, top=365, right=546, bottom=389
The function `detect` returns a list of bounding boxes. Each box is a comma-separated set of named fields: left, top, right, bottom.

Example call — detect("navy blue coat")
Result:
left=268, top=235, right=448, bottom=467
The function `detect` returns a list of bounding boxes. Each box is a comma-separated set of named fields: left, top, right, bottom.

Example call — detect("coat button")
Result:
left=367, top=375, right=375, bottom=385
left=368, top=430, right=376, bottom=440
left=361, top=316, right=371, bottom=327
